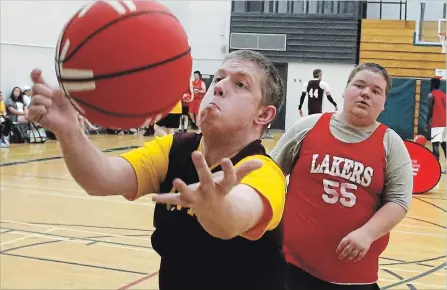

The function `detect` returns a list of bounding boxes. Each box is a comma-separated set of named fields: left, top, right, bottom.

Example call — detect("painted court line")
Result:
left=0, top=228, right=155, bottom=253
left=378, top=278, right=446, bottom=288
left=0, top=220, right=152, bottom=242
left=1, top=184, right=154, bottom=207
left=118, top=271, right=159, bottom=290
left=382, top=267, right=446, bottom=277
left=0, top=228, right=56, bottom=246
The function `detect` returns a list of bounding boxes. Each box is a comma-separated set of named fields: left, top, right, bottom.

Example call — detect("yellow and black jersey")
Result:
left=120, top=132, right=287, bottom=290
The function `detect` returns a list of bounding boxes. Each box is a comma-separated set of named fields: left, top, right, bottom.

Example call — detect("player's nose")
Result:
left=360, top=87, right=371, bottom=99
left=213, top=83, right=224, bottom=97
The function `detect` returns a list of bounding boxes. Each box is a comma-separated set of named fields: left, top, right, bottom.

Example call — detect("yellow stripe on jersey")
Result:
left=237, top=155, right=286, bottom=240
left=119, top=134, right=173, bottom=200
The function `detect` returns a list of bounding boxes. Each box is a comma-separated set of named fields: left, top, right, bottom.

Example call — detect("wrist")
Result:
left=54, top=124, right=83, bottom=141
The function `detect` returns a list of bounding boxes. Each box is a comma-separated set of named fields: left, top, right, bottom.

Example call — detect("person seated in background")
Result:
left=0, top=90, right=11, bottom=148
left=22, top=85, right=32, bottom=107
left=0, top=91, right=5, bottom=116
left=5, top=87, right=29, bottom=124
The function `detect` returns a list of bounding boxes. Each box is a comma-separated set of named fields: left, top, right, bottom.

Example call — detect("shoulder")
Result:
left=383, top=128, right=411, bottom=165
left=121, top=134, right=174, bottom=161
left=290, top=113, right=323, bottom=135
left=237, top=155, right=284, bottom=178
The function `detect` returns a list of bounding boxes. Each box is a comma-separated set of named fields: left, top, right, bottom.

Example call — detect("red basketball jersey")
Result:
left=431, top=90, right=446, bottom=128
left=284, top=112, right=389, bottom=284
left=192, top=79, right=205, bottom=100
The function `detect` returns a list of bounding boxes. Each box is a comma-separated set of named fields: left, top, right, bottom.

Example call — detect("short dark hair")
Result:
left=430, top=78, right=441, bottom=91
left=313, top=69, right=322, bottom=78
left=224, top=50, right=285, bottom=115
left=193, top=70, right=202, bottom=79
left=346, top=63, right=392, bottom=95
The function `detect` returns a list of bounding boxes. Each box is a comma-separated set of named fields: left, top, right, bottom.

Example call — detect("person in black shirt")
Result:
left=298, top=69, right=337, bottom=117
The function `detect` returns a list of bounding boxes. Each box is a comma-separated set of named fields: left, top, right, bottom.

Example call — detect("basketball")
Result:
left=182, top=93, right=192, bottom=103
left=54, top=0, right=192, bottom=129
left=414, top=134, right=427, bottom=146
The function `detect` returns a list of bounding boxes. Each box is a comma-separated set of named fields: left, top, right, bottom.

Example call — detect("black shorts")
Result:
left=182, top=106, right=189, bottom=115
left=156, top=114, right=181, bottom=129
left=287, top=263, right=380, bottom=290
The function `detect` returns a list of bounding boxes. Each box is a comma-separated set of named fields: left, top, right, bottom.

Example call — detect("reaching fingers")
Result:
left=234, top=159, right=263, bottom=184
left=191, top=151, right=214, bottom=187
left=151, top=193, right=191, bottom=208
left=31, top=94, right=53, bottom=108
left=30, top=69, right=51, bottom=88
left=173, top=178, right=198, bottom=204
left=32, top=83, right=53, bottom=99
left=27, top=104, right=48, bottom=124
left=218, top=158, right=237, bottom=193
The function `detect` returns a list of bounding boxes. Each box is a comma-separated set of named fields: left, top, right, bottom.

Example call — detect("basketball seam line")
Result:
left=60, top=10, right=180, bottom=64
left=69, top=92, right=183, bottom=118
left=58, top=48, right=191, bottom=82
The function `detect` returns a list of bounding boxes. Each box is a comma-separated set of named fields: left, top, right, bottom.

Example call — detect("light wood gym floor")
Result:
left=0, top=132, right=445, bottom=290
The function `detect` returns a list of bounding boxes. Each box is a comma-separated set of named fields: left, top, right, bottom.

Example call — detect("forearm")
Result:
left=194, top=184, right=264, bottom=240
left=326, top=94, right=337, bottom=107
left=298, top=92, right=306, bottom=109
left=360, top=202, right=407, bottom=241
left=57, top=127, right=120, bottom=196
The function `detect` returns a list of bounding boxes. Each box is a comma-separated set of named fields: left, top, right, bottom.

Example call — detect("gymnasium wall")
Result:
left=359, top=19, right=445, bottom=78
left=285, top=63, right=354, bottom=130
left=378, top=77, right=446, bottom=140
left=0, top=0, right=231, bottom=95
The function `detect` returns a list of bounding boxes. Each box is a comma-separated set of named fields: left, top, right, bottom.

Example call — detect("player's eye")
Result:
left=373, top=89, right=382, bottom=95
left=214, top=77, right=222, bottom=83
left=236, top=82, right=246, bottom=88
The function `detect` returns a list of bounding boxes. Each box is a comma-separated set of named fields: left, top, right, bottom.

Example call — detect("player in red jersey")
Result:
left=426, top=77, right=446, bottom=171
left=270, top=63, right=413, bottom=289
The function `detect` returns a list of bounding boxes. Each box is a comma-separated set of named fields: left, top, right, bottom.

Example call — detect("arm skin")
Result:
left=193, top=184, right=269, bottom=240
left=57, top=127, right=138, bottom=198
left=359, top=202, right=406, bottom=242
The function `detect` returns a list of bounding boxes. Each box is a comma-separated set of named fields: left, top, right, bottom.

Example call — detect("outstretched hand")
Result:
left=152, top=151, right=263, bottom=211
left=28, top=69, right=79, bottom=136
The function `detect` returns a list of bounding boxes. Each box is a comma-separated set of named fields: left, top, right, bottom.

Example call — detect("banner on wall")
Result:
left=403, top=140, right=441, bottom=194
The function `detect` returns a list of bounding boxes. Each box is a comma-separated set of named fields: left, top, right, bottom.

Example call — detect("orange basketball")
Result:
left=55, top=0, right=192, bottom=129
left=414, top=135, right=427, bottom=146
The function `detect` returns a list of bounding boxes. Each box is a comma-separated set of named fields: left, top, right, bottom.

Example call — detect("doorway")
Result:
left=270, top=63, right=288, bottom=130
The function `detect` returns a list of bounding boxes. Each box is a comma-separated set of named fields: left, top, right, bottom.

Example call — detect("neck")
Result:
left=201, top=131, right=259, bottom=166
left=340, top=111, right=376, bottom=129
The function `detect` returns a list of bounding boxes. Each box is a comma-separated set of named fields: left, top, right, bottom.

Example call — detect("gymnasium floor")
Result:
left=0, top=132, right=445, bottom=290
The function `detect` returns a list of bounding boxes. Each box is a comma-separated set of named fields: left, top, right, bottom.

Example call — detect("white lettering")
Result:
left=322, top=179, right=358, bottom=208
left=310, top=154, right=374, bottom=188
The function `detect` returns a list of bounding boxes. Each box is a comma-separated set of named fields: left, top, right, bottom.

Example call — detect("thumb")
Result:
left=30, top=69, right=50, bottom=88
left=235, top=159, right=263, bottom=184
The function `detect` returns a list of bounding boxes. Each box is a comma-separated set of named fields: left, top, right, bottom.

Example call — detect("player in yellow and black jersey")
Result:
left=27, top=50, right=288, bottom=290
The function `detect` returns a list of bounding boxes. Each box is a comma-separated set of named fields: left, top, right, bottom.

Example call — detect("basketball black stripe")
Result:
left=58, top=48, right=191, bottom=82
left=60, top=10, right=180, bottom=64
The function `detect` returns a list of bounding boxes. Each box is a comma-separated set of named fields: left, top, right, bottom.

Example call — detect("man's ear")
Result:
left=254, top=105, right=276, bottom=126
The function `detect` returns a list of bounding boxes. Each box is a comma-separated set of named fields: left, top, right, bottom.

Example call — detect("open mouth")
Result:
left=357, top=100, right=369, bottom=107
left=208, top=102, right=220, bottom=110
